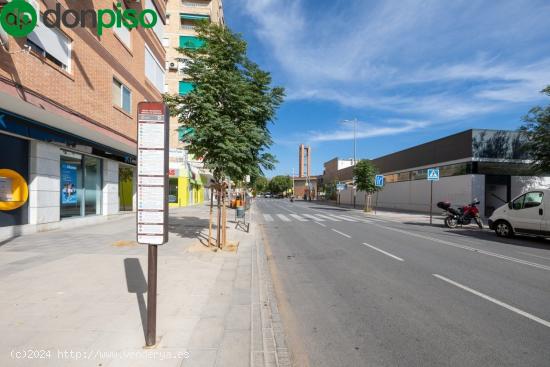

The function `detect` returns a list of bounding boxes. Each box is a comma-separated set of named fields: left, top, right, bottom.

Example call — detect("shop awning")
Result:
left=179, top=36, right=205, bottom=49
left=180, top=13, right=210, bottom=21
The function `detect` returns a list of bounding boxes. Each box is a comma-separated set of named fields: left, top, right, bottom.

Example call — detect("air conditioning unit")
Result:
left=167, top=61, right=178, bottom=70
left=177, top=61, right=188, bottom=72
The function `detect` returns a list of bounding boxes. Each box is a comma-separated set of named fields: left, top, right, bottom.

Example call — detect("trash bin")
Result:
left=236, top=206, right=245, bottom=218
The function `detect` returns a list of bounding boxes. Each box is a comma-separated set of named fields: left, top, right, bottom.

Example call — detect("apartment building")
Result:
left=0, top=0, right=166, bottom=240
left=163, top=0, right=223, bottom=207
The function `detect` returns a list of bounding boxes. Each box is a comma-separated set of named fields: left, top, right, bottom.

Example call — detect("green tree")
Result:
left=353, top=159, right=380, bottom=211
left=520, top=86, right=550, bottom=173
left=165, top=22, right=284, bottom=245
left=252, top=176, right=269, bottom=194
left=269, top=175, right=292, bottom=195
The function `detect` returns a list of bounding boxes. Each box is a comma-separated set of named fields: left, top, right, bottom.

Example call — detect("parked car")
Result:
left=488, top=189, right=550, bottom=238
left=264, top=193, right=272, bottom=198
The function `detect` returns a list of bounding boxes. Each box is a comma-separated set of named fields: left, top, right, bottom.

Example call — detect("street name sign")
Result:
left=427, top=168, right=440, bottom=181
left=336, top=182, right=346, bottom=191
left=375, top=175, right=384, bottom=187
left=137, top=102, right=169, bottom=245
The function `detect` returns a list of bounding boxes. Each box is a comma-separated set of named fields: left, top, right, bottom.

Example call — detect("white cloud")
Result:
left=237, top=0, right=550, bottom=125
left=308, top=119, right=429, bottom=143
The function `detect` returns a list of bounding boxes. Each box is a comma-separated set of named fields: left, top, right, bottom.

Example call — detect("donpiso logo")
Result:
left=0, top=0, right=37, bottom=37
left=0, top=0, right=157, bottom=37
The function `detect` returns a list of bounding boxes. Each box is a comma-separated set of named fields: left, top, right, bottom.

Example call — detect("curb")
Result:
left=251, top=205, right=292, bottom=367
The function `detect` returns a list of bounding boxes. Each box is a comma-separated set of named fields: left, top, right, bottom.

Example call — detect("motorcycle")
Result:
left=290, top=196, right=294, bottom=202
left=437, top=199, right=483, bottom=229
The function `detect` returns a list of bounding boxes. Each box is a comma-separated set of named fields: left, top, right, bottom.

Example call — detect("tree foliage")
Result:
left=252, top=176, right=269, bottom=193
left=520, top=86, right=550, bottom=173
left=164, top=22, right=285, bottom=183
left=268, top=175, right=293, bottom=194
left=353, top=159, right=379, bottom=193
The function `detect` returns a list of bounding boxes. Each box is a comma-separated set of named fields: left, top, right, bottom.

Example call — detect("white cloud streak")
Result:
left=235, top=0, right=550, bottom=142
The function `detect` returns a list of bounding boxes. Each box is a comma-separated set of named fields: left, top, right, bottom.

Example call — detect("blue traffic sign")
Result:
left=427, top=168, right=440, bottom=181
left=375, top=175, right=384, bottom=187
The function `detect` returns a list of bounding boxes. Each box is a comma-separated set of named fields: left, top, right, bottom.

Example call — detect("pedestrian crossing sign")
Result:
left=427, top=168, right=440, bottom=181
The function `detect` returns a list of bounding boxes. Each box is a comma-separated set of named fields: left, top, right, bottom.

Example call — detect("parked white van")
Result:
left=488, top=189, right=550, bottom=238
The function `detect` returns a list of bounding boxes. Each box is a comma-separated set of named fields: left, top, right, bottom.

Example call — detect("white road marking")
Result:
left=290, top=214, right=308, bottom=222
left=363, top=243, right=404, bottom=261
left=331, top=229, right=351, bottom=238
left=302, top=214, right=325, bottom=221
left=433, top=274, right=550, bottom=328
left=315, top=214, right=340, bottom=221
left=337, top=215, right=358, bottom=222
left=376, top=224, right=550, bottom=272
left=276, top=214, right=291, bottom=222
left=314, top=221, right=327, bottom=227
left=516, top=251, right=550, bottom=261
left=329, top=215, right=356, bottom=222
left=263, top=214, right=273, bottom=222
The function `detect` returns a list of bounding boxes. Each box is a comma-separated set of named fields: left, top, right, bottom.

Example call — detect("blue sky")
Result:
left=225, top=0, right=550, bottom=177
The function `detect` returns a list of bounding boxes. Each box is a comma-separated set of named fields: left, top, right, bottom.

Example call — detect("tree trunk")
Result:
left=222, top=190, right=227, bottom=247
left=364, top=191, right=368, bottom=211
left=208, top=189, right=214, bottom=246
left=216, top=187, right=222, bottom=248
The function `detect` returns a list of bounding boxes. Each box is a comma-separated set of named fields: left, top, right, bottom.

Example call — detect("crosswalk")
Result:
left=262, top=212, right=368, bottom=224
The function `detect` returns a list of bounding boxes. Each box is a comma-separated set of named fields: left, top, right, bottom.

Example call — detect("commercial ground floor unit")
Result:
left=0, top=109, right=138, bottom=242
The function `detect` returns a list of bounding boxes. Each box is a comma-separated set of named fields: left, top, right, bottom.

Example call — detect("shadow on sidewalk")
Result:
left=124, top=258, right=148, bottom=342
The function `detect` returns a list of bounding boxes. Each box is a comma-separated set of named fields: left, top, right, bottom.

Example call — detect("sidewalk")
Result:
left=0, top=203, right=289, bottom=367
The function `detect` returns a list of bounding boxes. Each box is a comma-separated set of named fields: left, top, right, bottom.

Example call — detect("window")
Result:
left=179, top=81, right=193, bottom=95
left=524, top=192, right=544, bottom=209
left=145, top=0, right=165, bottom=41
left=27, top=24, right=71, bottom=71
left=113, top=4, right=131, bottom=49
left=60, top=153, right=102, bottom=218
left=180, top=13, right=210, bottom=30
left=182, top=0, right=210, bottom=7
left=112, top=78, right=132, bottom=113
left=145, top=46, right=165, bottom=92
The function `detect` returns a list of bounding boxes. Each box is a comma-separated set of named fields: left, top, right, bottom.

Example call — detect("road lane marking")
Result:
left=315, top=214, right=340, bottom=221
left=276, top=214, right=291, bottom=222
left=433, top=274, right=550, bottom=328
left=314, top=221, right=326, bottom=227
left=363, top=243, right=404, bottom=261
left=337, top=215, right=358, bottom=222
left=263, top=214, right=273, bottom=222
left=516, top=251, right=550, bottom=261
left=376, top=224, right=550, bottom=272
left=302, top=214, right=325, bottom=221
left=330, top=215, right=356, bottom=222
left=290, top=214, right=308, bottom=222
left=331, top=229, right=351, bottom=238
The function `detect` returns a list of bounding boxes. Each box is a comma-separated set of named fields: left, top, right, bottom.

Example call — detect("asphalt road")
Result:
left=255, top=198, right=550, bottom=367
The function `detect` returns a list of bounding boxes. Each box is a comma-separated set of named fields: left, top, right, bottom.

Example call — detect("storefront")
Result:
left=0, top=133, right=29, bottom=227
left=0, top=109, right=137, bottom=241
left=168, top=149, right=205, bottom=208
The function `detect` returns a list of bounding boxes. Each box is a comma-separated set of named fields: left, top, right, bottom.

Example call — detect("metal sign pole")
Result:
left=136, top=102, right=169, bottom=347
left=430, top=180, right=433, bottom=225
left=146, top=244, right=158, bottom=346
